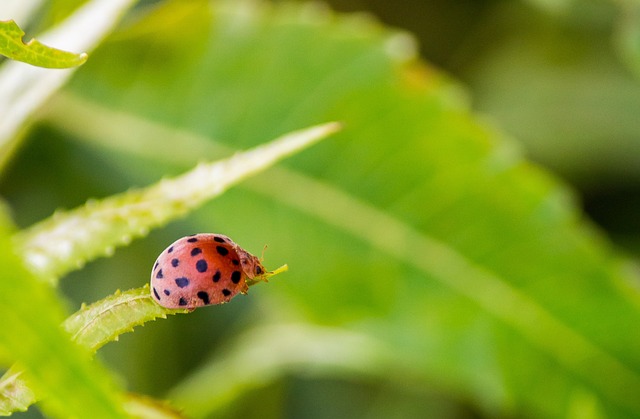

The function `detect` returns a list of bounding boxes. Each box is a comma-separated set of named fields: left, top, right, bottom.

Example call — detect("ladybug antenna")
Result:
left=260, top=244, right=268, bottom=262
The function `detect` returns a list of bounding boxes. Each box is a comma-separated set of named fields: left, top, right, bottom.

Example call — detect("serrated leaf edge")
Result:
left=14, top=122, right=340, bottom=284
left=0, top=286, right=187, bottom=415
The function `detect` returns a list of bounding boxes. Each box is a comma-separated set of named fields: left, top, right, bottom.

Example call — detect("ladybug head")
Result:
left=239, top=253, right=266, bottom=279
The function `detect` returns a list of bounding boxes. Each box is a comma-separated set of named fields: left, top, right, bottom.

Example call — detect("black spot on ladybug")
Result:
left=231, top=271, right=241, bottom=284
left=222, top=289, right=231, bottom=297
left=156, top=269, right=164, bottom=279
left=232, top=259, right=240, bottom=266
left=167, top=246, right=174, bottom=253
left=216, top=246, right=229, bottom=256
left=171, top=258, right=179, bottom=267
left=214, top=236, right=226, bottom=243
left=196, top=259, right=208, bottom=273
left=153, top=261, right=159, bottom=271
left=175, top=277, right=190, bottom=288
left=153, top=287, right=160, bottom=300
left=191, top=247, right=202, bottom=256
left=197, top=291, right=210, bottom=305
left=164, top=289, right=171, bottom=296
left=187, top=237, right=198, bottom=243
left=178, top=297, right=187, bottom=306
left=212, top=270, right=221, bottom=282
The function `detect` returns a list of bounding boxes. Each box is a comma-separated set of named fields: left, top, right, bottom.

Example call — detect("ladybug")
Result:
left=150, top=233, right=282, bottom=309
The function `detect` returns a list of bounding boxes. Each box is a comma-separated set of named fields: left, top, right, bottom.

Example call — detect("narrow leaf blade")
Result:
left=0, top=286, right=186, bottom=415
left=0, top=273, right=281, bottom=414
left=64, top=286, right=187, bottom=352
left=14, top=121, right=340, bottom=284
left=0, top=20, right=87, bottom=68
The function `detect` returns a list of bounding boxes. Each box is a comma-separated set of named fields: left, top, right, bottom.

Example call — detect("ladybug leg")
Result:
left=239, top=283, right=249, bottom=295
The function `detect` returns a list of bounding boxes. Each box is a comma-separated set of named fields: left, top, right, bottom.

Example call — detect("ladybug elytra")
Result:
left=150, top=233, right=284, bottom=309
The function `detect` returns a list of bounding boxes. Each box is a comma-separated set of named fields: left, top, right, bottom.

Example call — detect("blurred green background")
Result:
left=3, top=0, right=640, bottom=418
left=328, top=0, right=640, bottom=249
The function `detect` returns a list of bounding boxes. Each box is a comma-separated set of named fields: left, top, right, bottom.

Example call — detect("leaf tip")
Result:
left=77, top=52, right=88, bottom=65
left=308, top=121, right=344, bottom=142
left=324, top=121, right=344, bottom=134
left=270, top=263, right=289, bottom=276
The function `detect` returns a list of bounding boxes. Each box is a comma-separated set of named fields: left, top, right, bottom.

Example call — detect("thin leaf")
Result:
left=0, top=287, right=185, bottom=415
left=63, top=286, right=188, bottom=351
left=14, top=121, right=339, bottom=284
left=0, top=20, right=87, bottom=68
left=0, top=266, right=285, bottom=415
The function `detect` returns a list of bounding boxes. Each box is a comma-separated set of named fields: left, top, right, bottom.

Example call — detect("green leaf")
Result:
left=13, top=121, right=339, bottom=284
left=18, top=0, right=640, bottom=418
left=0, top=268, right=285, bottom=414
left=0, top=208, right=127, bottom=418
left=0, top=367, right=35, bottom=417
left=0, top=286, right=186, bottom=415
left=0, top=20, right=87, bottom=68
left=63, top=286, right=187, bottom=352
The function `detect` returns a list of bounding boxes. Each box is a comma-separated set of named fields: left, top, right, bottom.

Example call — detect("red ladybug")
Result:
left=150, top=234, right=278, bottom=309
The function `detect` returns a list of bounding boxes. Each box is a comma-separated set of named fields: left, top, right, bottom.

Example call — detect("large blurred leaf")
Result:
left=0, top=205, right=127, bottom=418
left=27, top=0, right=640, bottom=418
